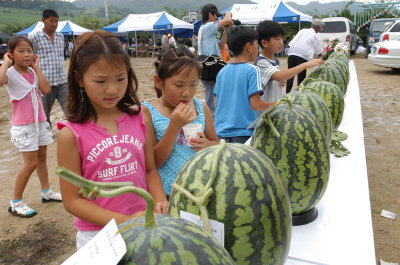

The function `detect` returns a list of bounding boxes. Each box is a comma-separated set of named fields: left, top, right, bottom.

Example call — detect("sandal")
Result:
left=41, top=190, right=62, bottom=203
left=8, top=200, right=37, bottom=218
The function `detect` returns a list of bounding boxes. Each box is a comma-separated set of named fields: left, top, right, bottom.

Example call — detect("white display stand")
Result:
left=285, top=60, right=376, bottom=264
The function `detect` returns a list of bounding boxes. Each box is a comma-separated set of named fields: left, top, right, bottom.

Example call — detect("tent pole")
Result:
left=135, top=31, right=138, bottom=57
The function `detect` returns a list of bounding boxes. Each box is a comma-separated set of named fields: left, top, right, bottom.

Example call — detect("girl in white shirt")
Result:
left=0, top=36, right=62, bottom=218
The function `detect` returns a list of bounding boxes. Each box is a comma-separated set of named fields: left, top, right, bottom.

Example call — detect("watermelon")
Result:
left=55, top=167, right=235, bottom=265
left=325, top=58, right=349, bottom=87
left=329, top=50, right=349, bottom=62
left=168, top=142, right=292, bottom=265
left=119, top=215, right=235, bottom=265
left=301, top=64, right=347, bottom=94
left=300, top=80, right=344, bottom=129
left=285, top=91, right=333, bottom=144
left=250, top=100, right=330, bottom=218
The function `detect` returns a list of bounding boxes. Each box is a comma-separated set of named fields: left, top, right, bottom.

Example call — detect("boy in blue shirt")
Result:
left=214, top=26, right=274, bottom=144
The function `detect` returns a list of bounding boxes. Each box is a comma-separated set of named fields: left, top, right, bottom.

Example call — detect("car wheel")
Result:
left=391, top=68, right=400, bottom=73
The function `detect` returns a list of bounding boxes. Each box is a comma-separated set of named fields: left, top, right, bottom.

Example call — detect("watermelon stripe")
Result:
left=303, top=81, right=344, bottom=129
left=168, top=144, right=291, bottom=265
left=251, top=104, right=330, bottom=214
left=119, top=215, right=235, bottom=264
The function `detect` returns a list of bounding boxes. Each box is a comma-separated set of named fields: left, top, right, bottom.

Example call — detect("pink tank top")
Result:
left=12, top=72, right=46, bottom=125
left=57, top=112, right=148, bottom=231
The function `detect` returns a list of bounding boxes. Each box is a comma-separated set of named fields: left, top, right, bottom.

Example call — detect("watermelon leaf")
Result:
left=332, top=129, right=348, bottom=142
left=330, top=139, right=351, bottom=157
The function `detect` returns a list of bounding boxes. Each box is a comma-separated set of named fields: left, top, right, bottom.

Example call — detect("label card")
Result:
left=62, top=219, right=127, bottom=265
left=180, top=210, right=224, bottom=246
left=381, top=209, right=396, bottom=220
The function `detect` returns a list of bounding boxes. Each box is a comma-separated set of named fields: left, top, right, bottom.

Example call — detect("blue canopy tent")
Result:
left=14, top=22, right=43, bottom=37
left=14, top=20, right=91, bottom=37
left=103, top=11, right=194, bottom=38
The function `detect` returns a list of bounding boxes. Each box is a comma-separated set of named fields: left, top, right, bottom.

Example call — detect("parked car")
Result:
left=318, top=17, right=358, bottom=55
left=379, top=20, right=400, bottom=43
left=368, top=36, right=400, bottom=72
left=367, top=18, right=400, bottom=53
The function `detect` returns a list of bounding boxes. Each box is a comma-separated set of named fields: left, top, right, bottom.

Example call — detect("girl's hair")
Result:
left=67, top=30, right=140, bottom=123
left=8, top=36, right=33, bottom=53
left=153, top=45, right=200, bottom=98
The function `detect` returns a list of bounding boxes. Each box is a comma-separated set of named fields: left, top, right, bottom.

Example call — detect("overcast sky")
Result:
left=251, top=0, right=375, bottom=5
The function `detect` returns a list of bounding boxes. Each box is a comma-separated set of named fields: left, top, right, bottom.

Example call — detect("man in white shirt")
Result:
left=286, top=19, right=325, bottom=93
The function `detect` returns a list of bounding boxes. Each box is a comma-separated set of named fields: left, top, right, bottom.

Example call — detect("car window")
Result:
left=320, top=21, right=347, bottom=33
left=390, top=22, right=400, bottom=32
left=371, top=20, right=394, bottom=33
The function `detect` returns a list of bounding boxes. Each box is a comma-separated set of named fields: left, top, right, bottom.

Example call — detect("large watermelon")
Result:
left=325, top=58, right=349, bottom=87
left=285, top=91, right=333, bottom=144
left=119, top=215, right=235, bottom=265
left=168, top=142, right=292, bottom=265
left=55, top=167, right=235, bottom=265
left=250, top=100, right=330, bottom=219
left=301, top=64, right=347, bottom=94
left=300, top=80, right=344, bottom=129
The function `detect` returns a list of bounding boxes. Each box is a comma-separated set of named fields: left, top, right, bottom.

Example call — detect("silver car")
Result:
left=368, top=36, right=400, bottom=72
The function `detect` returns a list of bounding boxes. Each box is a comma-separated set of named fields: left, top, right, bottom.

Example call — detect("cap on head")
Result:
left=201, top=4, right=222, bottom=17
left=312, top=19, right=325, bottom=29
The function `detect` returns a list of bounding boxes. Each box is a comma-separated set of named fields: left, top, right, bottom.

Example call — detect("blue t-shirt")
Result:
left=214, top=63, right=263, bottom=137
left=142, top=98, right=205, bottom=195
left=198, top=22, right=220, bottom=56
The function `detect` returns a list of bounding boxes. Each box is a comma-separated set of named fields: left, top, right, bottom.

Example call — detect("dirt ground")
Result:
left=0, top=56, right=398, bottom=264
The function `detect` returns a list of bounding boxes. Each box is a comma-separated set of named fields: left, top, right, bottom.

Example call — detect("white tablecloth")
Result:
left=286, top=60, right=376, bottom=265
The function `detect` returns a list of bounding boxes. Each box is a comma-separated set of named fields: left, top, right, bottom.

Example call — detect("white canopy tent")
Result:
left=223, top=2, right=313, bottom=24
left=103, top=11, right=193, bottom=34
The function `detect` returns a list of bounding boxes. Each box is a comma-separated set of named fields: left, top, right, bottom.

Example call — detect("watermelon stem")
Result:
left=266, top=115, right=281, bottom=138
left=171, top=140, right=228, bottom=236
left=56, top=167, right=156, bottom=227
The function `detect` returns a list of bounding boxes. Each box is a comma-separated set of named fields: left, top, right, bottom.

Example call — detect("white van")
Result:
left=318, top=17, right=358, bottom=55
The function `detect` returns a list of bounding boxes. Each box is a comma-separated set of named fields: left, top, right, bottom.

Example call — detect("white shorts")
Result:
left=76, top=230, right=99, bottom=250
left=10, top=121, right=53, bottom=152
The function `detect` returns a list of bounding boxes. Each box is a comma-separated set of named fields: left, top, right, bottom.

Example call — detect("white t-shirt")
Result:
left=288, top=28, right=323, bottom=61
left=255, top=55, right=282, bottom=102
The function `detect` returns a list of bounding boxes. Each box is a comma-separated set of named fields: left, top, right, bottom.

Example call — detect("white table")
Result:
left=286, top=60, right=376, bottom=265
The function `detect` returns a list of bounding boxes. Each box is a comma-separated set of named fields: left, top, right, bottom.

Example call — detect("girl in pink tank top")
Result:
left=56, top=31, right=168, bottom=248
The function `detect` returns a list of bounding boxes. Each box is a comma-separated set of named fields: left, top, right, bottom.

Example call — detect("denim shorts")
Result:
left=10, top=121, right=53, bottom=152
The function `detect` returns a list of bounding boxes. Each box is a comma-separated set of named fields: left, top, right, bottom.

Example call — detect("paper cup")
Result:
left=182, top=124, right=202, bottom=147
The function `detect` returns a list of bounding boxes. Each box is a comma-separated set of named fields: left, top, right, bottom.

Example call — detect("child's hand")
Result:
left=155, top=200, right=169, bottom=214
left=306, top=59, right=324, bottom=68
left=170, top=103, right=196, bottom=129
left=189, top=132, right=217, bottom=151
left=30, top=54, right=39, bottom=69
left=279, top=81, right=286, bottom=87
left=2, top=52, right=13, bottom=67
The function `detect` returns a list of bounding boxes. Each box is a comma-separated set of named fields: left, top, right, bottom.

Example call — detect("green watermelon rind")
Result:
left=303, top=80, right=345, bottom=129
left=168, top=144, right=292, bottom=265
left=286, top=91, right=333, bottom=145
left=119, top=214, right=236, bottom=265
left=251, top=103, right=330, bottom=215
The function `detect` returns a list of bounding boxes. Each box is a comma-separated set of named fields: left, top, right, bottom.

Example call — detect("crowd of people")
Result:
left=0, top=5, right=326, bottom=250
